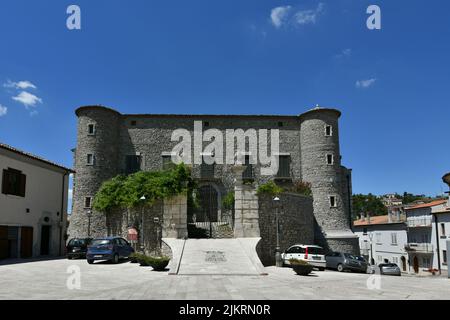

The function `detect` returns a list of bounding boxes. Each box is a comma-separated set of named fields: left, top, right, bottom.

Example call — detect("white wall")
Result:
left=354, top=224, right=409, bottom=271
left=0, top=149, right=69, bottom=258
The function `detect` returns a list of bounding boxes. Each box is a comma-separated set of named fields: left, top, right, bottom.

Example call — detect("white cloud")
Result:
left=333, top=48, right=352, bottom=60
left=270, top=3, right=325, bottom=29
left=4, top=80, right=37, bottom=90
left=0, top=104, right=7, bottom=117
left=294, top=3, right=324, bottom=25
left=270, top=6, right=292, bottom=28
left=356, top=78, right=377, bottom=88
left=12, top=91, right=43, bottom=107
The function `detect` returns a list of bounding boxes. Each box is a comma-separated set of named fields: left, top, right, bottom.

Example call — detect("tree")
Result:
left=352, top=193, right=387, bottom=219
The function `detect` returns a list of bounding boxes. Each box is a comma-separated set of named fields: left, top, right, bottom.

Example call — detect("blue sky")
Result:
left=0, top=0, right=449, bottom=204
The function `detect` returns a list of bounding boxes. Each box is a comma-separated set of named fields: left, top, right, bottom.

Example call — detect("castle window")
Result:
left=88, top=124, right=96, bottom=135
left=125, top=155, right=142, bottom=175
left=87, top=154, right=95, bottom=166
left=162, top=155, right=175, bottom=170
left=326, top=154, right=334, bottom=165
left=2, top=168, right=26, bottom=197
left=325, top=125, right=333, bottom=137
left=242, top=155, right=254, bottom=180
left=84, top=197, right=92, bottom=209
left=200, top=156, right=215, bottom=179
left=131, top=120, right=137, bottom=126
left=329, top=195, right=337, bottom=208
left=276, top=155, right=291, bottom=178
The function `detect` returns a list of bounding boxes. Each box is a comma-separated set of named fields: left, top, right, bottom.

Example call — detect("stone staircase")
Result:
left=163, top=238, right=267, bottom=276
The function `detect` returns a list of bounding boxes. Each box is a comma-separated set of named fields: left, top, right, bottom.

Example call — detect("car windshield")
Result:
left=383, top=264, right=397, bottom=267
left=91, top=239, right=111, bottom=246
left=307, top=247, right=323, bottom=255
left=355, top=256, right=366, bottom=262
left=68, top=239, right=87, bottom=246
left=344, top=253, right=357, bottom=259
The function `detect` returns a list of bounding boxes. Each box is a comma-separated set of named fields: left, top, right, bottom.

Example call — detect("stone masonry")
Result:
left=68, top=105, right=359, bottom=255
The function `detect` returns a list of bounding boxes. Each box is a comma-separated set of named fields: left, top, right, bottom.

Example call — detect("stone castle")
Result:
left=68, top=105, right=359, bottom=261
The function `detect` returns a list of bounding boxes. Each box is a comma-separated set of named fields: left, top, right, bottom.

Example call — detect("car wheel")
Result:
left=318, top=267, right=325, bottom=271
left=87, top=260, right=94, bottom=264
left=337, top=264, right=344, bottom=272
left=67, top=256, right=72, bottom=260
left=112, top=254, right=119, bottom=264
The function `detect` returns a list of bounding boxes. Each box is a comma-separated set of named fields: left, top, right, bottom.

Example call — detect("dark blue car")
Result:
left=86, top=237, right=134, bottom=264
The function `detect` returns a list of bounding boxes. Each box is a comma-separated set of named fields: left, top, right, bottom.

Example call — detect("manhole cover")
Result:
left=205, top=251, right=226, bottom=263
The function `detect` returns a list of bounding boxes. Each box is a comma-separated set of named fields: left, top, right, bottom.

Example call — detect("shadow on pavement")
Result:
left=0, top=256, right=66, bottom=266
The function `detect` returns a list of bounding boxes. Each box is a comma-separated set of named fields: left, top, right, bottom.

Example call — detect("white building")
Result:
left=405, top=199, right=450, bottom=274
left=353, top=214, right=409, bottom=272
left=0, top=143, right=73, bottom=260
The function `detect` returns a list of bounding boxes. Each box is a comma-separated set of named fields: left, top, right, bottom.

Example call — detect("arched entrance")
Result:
left=401, top=256, right=407, bottom=272
left=187, top=184, right=233, bottom=238
left=413, top=256, right=419, bottom=273
left=197, top=185, right=218, bottom=223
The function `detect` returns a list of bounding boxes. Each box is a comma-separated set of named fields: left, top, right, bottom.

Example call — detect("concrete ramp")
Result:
left=163, top=238, right=266, bottom=276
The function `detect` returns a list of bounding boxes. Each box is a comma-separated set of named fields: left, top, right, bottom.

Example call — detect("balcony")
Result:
left=407, top=218, right=432, bottom=228
left=404, top=243, right=434, bottom=253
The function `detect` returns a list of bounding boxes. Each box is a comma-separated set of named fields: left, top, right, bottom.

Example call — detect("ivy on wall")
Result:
left=93, top=164, right=194, bottom=213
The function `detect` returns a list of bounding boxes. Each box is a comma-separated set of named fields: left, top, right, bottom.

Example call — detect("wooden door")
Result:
left=20, top=227, right=33, bottom=258
left=413, top=256, right=419, bottom=273
left=40, top=226, right=50, bottom=255
left=0, top=226, right=8, bottom=259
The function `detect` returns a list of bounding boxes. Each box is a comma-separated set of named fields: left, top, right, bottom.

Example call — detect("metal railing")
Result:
left=407, top=218, right=432, bottom=227
left=404, top=243, right=434, bottom=253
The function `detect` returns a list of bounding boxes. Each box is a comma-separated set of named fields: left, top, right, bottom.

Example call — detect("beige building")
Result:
left=0, top=143, right=73, bottom=260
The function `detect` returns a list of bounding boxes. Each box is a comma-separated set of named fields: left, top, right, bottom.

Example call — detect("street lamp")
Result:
left=86, top=209, right=92, bottom=237
left=140, top=196, right=146, bottom=253
left=273, top=196, right=283, bottom=267
left=154, top=217, right=161, bottom=255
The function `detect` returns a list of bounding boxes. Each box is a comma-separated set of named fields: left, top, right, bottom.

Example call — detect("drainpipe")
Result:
left=59, top=172, right=68, bottom=256
left=433, top=213, right=442, bottom=275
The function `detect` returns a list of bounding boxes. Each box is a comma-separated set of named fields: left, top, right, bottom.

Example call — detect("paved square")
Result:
left=0, top=258, right=449, bottom=300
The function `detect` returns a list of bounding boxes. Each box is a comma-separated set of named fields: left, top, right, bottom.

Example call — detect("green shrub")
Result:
left=256, top=181, right=284, bottom=197
left=221, top=192, right=235, bottom=211
left=289, top=259, right=311, bottom=266
left=144, top=256, right=170, bottom=271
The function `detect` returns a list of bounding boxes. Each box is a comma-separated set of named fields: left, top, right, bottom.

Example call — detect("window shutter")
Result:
left=2, top=170, right=9, bottom=194
left=19, top=174, right=26, bottom=197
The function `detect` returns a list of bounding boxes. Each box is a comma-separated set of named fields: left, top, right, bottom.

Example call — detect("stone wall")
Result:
left=257, top=193, right=314, bottom=266
left=233, top=166, right=260, bottom=238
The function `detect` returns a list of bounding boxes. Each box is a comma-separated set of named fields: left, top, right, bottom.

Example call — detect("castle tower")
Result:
left=68, top=106, right=121, bottom=238
left=299, top=107, right=359, bottom=254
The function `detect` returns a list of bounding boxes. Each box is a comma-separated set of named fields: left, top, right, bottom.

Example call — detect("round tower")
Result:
left=68, top=106, right=121, bottom=239
left=300, top=107, right=359, bottom=254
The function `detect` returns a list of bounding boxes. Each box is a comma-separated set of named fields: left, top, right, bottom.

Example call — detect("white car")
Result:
left=282, top=244, right=326, bottom=270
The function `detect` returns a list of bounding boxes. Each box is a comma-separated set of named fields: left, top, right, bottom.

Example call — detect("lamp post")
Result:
left=273, top=196, right=283, bottom=267
left=441, top=173, right=450, bottom=278
left=86, top=209, right=92, bottom=237
left=154, top=217, right=161, bottom=255
left=140, top=195, right=146, bottom=253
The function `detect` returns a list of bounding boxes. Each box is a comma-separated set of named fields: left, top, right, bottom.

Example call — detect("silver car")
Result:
left=325, top=252, right=368, bottom=273
left=379, top=263, right=401, bottom=276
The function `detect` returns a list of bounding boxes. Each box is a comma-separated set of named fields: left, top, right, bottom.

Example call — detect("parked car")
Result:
left=379, top=263, right=401, bottom=276
left=66, top=238, right=92, bottom=259
left=282, top=245, right=326, bottom=270
left=86, top=237, right=134, bottom=264
left=325, top=252, right=368, bottom=273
